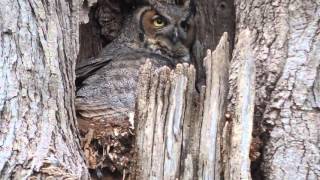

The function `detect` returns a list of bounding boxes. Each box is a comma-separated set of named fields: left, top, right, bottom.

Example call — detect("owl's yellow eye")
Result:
left=153, top=17, right=166, bottom=28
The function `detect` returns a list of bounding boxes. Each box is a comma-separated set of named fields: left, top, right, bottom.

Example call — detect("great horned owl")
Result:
left=76, top=0, right=196, bottom=122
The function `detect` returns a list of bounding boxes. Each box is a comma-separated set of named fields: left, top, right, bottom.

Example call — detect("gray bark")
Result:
left=232, top=0, right=320, bottom=179
left=1, top=0, right=318, bottom=179
left=0, top=0, right=89, bottom=179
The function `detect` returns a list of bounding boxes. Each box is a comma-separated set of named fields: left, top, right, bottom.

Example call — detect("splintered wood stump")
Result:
left=225, top=29, right=256, bottom=180
left=133, top=61, right=198, bottom=180
left=132, top=33, right=255, bottom=180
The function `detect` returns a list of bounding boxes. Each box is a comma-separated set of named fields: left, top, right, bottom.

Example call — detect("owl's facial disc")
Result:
left=139, top=4, right=195, bottom=61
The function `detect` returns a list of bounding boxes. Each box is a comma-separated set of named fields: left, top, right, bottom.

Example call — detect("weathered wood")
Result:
left=198, top=33, right=230, bottom=180
left=0, top=0, right=89, bottom=179
left=179, top=64, right=199, bottom=180
left=225, top=29, right=255, bottom=180
left=133, top=61, right=195, bottom=180
left=132, top=33, right=232, bottom=180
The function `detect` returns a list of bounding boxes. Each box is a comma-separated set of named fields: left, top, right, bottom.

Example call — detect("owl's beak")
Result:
left=171, top=27, right=179, bottom=44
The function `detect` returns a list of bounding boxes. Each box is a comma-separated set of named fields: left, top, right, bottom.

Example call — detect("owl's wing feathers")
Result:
left=75, top=43, right=137, bottom=85
left=75, top=56, right=113, bottom=86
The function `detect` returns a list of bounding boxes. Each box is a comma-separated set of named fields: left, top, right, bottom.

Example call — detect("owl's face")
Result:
left=136, top=1, right=196, bottom=62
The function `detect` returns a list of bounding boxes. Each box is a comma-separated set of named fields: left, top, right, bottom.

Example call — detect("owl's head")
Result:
left=135, top=0, right=196, bottom=62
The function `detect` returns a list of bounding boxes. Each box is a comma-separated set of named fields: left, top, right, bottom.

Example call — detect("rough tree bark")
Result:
left=0, top=0, right=90, bottom=179
left=231, top=0, right=320, bottom=179
left=1, top=0, right=319, bottom=179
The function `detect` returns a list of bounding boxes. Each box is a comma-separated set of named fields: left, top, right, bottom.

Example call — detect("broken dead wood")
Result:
left=225, top=29, right=256, bottom=180
left=132, top=32, right=254, bottom=180
left=198, top=33, right=230, bottom=180
left=133, top=60, right=196, bottom=180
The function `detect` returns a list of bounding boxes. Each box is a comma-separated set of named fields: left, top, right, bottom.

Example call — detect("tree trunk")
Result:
left=232, top=0, right=320, bottom=179
left=1, top=0, right=319, bottom=179
left=0, top=0, right=89, bottom=179
left=132, top=0, right=320, bottom=179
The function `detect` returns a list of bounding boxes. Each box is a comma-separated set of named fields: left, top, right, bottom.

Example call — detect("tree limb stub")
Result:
left=225, top=29, right=256, bottom=180
left=132, top=32, right=254, bottom=180
left=198, top=32, right=230, bottom=180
